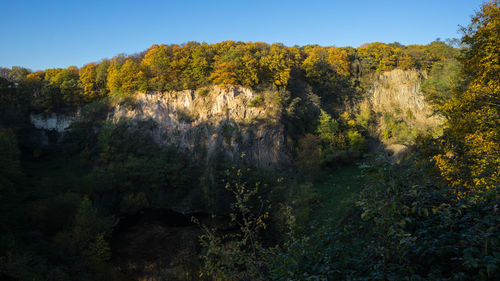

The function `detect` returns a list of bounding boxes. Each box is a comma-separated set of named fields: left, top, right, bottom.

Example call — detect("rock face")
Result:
left=110, top=86, right=290, bottom=169
left=27, top=70, right=440, bottom=167
left=30, top=112, right=77, bottom=132
left=369, top=69, right=441, bottom=128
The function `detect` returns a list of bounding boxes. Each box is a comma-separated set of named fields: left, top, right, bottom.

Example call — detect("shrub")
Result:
left=248, top=96, right=264, bottom=107
left=197, top=88, right=210, bottom=97
left=197, top=167, right=272, bottom=280
left=346, top=129, right=365, bottom=154
left=383, top=112, right=416, bottom=143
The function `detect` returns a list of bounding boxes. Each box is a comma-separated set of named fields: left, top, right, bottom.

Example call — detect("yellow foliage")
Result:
left=327, top=47, right=350, bottom=76
left=434, top=0, right=499, bottom=199
left=210, top=59, right=239, bottom=86
left=107, top=58, right=147, bottom=94
left=79, top=63, right=99, bottom=101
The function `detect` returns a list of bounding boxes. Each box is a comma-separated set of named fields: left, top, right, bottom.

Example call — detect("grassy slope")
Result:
left=310, top=165, right=365, bottom=226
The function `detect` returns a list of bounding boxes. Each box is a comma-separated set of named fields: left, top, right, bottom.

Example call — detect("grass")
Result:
left=310, top=165, right=365, bottom=226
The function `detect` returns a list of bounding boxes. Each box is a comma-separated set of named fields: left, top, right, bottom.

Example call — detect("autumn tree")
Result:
left=433, top=0, right=499, bottom=199
left=79, top=63, right=99, bottom=101
left=186, top=42, right=214, bottom=87
left=357, top=42, right=394, bottom=72
left=261, top=43, right=300, bottom=87
left=79, top=60, right=109, bottom=101
left=302, top=46, right=351, bottom=96
left=107, top=57, right=147, bottom=94
left=210, top=41, right=243, bottom=86
left=37, top=66, right=81, bottom=110
left=95, top=59, right=110, bottom=96
left=141, top=44, right=172, bottom=91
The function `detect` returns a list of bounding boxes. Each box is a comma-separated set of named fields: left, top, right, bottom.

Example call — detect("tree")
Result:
left=198, top=167, right=271, bottom=280
left=302, top=46, right=351, bottom=96
left=261, top=43, right=300, bottom=87
left=44, top=66, right=81, bottom=107
left=141, top=44, right=172, bottom=90
left=107, top=57, right=147, bottom=94
left=434, top=0, right=499, bottom=199
left=95, top=59, right=110, bottom=96
left=120, top=59, right=147, bottom=93
left=79, top=63, right=99, bottom=101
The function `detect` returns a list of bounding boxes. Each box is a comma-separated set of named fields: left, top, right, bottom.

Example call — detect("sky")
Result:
left=0, top=0, right=486, bottom=71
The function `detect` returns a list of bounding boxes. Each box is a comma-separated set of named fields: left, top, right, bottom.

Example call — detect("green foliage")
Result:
left=269, top=158, right=500, bottom=280
left=270, top=181, right=318, bottom=235
left=297, top=110, right=367, bottom=172
left=0, top=9, right=489, bottom=280
left=356, top=40, right=459, bottom=74
left=283, top=95, right=319, bottom=143
left=88, top=120, right=199, bottom=212
left=382, top=112, right=416, bottom=143
left=45, top=67, right=82, bottom=106
left=350, top=160, right=499, bottom=280
left=421, top=58, right=462, bottom=107
left=346, top=129, right=365, bottom=153
left=316, top=110, right=340, bottom=143
left=198, top=167, right=272, bottom=280
left=355, top=102, right=373, bottom=132
left=248, top=96, right=264, bottom=107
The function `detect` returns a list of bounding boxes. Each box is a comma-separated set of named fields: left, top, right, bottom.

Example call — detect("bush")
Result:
left=197, top=167, right=272, bottom=280
left=248, top=96, right=264, bottom=107
left=383, top=112, right=416, bottom=143
left=197, top=88, right=210, bottom=97
left=269, top=158, right=500, bottom=280
left=346, top=129, right=365, bottom=154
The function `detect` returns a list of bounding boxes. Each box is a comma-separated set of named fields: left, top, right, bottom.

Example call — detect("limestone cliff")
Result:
left=365, top=68, right=443, bottom=158
left=30, top=112, right=77, bottom=133
left=369, top=69, right=441, bottom=129
left=110, top=86, right=290, bottom=169
left=27, top=69, right=441, bottom=166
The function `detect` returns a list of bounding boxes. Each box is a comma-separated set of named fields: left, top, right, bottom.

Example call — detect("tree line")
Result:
left=1, top=40, right=457, bottom=113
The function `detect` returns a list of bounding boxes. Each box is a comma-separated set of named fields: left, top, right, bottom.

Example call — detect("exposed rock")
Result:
left=369, top=69, right=442, bottom=129
left=30, top=112, right=77, bottom=132
left=110, top=86, right=290, bottom=169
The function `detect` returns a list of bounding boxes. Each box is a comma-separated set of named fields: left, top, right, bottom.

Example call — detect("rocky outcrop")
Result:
left=30, top=112, right=77, bottom=132
left=369, top=69, right=441, bottom=128
left=27, top=87, right=290, bottom=169
left=110, top=86, right=290, bottom=169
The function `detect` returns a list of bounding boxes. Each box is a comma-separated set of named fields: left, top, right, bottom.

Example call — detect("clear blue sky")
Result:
left=0, top=0, right=485, bottom=71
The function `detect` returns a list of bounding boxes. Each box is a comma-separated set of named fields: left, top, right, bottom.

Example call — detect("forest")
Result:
left=0, top=1, right=498, bottom=280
